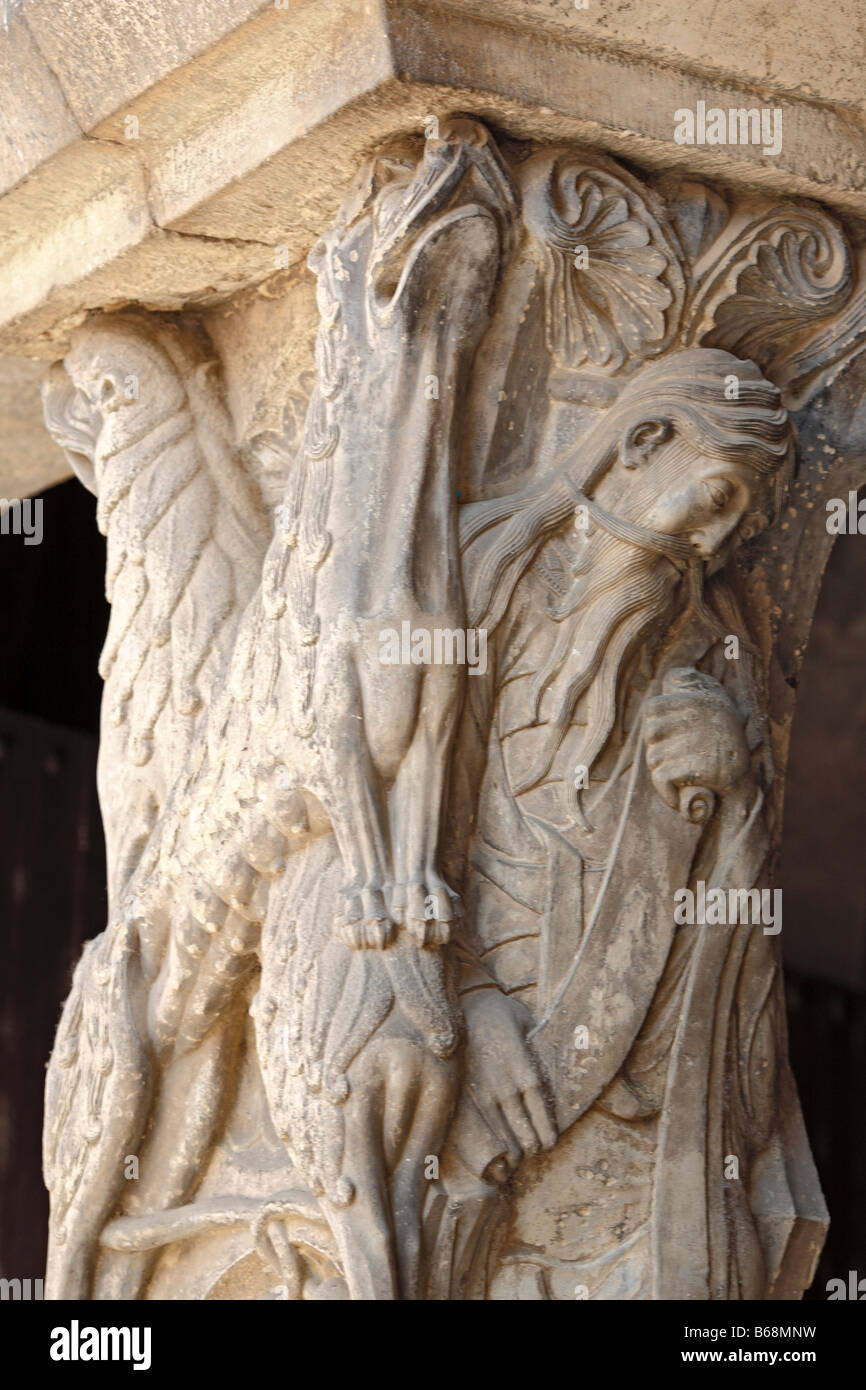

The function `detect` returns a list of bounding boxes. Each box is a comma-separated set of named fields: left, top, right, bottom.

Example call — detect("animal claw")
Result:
left=405, top=916, right=451, bottom=948
left=397, top=879, right=462, bottom=947
left=334, top=885, right=396, bottom=949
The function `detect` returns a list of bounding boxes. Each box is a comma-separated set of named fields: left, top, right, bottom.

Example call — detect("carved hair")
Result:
left=463, top=346, right=793, bottom=632
left=464, top=348, right=795, bottom=815
left=591, top=346, right=794, bottom=535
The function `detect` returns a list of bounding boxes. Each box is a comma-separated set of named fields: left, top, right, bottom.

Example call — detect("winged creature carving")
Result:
left=40, top=117, right=864, bottom=1300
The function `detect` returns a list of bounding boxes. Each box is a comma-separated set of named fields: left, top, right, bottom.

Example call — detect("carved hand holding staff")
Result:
left=40, top=118, right=862, bottom=1300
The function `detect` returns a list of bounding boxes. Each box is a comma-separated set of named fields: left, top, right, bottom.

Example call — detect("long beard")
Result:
left=510, top=539, right=681, bottom=822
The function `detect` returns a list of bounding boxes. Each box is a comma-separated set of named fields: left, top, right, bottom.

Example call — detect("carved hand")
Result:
left=643, top=667, right=751, bottom=812
left=462, top=988, right=557, bottom=1167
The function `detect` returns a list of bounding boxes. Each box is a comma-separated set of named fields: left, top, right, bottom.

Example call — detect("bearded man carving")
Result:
left=437, top=349, right=800, bottom=1300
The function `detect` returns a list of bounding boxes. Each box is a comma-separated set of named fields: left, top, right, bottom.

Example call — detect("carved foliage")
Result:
left=522, top=150, right=686, bottom=372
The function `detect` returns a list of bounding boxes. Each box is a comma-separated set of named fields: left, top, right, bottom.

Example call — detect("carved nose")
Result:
left=688, top=514, right=740, bottom=556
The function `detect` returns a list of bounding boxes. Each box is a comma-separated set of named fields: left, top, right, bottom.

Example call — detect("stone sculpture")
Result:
left=41, top=117, right=862, bottom=1300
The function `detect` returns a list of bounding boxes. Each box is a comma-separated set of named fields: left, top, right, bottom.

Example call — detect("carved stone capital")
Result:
left=39, top=115, right=866, bottom=1301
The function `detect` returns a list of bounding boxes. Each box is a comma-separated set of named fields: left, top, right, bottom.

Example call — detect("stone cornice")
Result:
left=3, top=0, right=866, bottom=364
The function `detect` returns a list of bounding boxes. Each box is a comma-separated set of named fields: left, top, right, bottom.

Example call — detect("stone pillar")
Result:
left=3, top=1, right=866, bottom=1302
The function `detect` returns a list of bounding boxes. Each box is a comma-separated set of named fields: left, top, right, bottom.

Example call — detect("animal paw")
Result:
left=335, top=885, right=395, bottom=950
left=391, top=880, right=461, bottom=948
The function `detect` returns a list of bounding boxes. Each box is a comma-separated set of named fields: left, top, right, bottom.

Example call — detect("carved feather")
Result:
left=43, top=313, right=272, bottom=903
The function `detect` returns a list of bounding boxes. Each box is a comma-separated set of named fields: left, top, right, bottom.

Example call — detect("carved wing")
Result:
left=42, top=312, right=272, bottom=901
left=41, top=920, right=150, bottom=1298
left=40, top=312, right=279, bottom=1292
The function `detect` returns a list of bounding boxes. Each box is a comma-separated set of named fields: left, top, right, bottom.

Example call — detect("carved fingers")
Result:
left=522, top=1085, right=559, bottom=1151
left=463, top=989, right=557, bottom=1166
left=644, top=667, right=750, bottom=810
left=496, top=1087, right=558, bottom=1164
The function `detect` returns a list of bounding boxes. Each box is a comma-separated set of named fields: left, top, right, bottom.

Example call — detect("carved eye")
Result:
left=704, top=478, right=732, bottom=511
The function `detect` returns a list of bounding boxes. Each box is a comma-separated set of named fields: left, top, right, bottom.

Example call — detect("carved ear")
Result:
left=621, top=416, right=672, bottom=467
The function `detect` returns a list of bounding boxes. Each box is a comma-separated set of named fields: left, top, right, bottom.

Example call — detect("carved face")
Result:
left=640, top=452, right=753, bottom=559
left=62, top=329, right=186, bottom=481
left=589, top=420, right=756, bottom=564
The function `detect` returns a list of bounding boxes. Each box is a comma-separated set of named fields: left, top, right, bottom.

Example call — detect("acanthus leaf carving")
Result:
left=521, top=150, right=687, bottom=373
left=682, top=204, right=854, bottom=387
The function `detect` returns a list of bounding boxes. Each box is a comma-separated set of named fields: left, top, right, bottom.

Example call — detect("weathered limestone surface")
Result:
left=5, top=2, right=866, bottom=495
left=0, top=0, right=269, bottom=196
left=2, top=1, right=865, bottom=1301
left=0, top=6, right=81, bottom=198
left=473, top=0, right=866, bottom=113
left=36, top=110, right=866, bottom=1299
